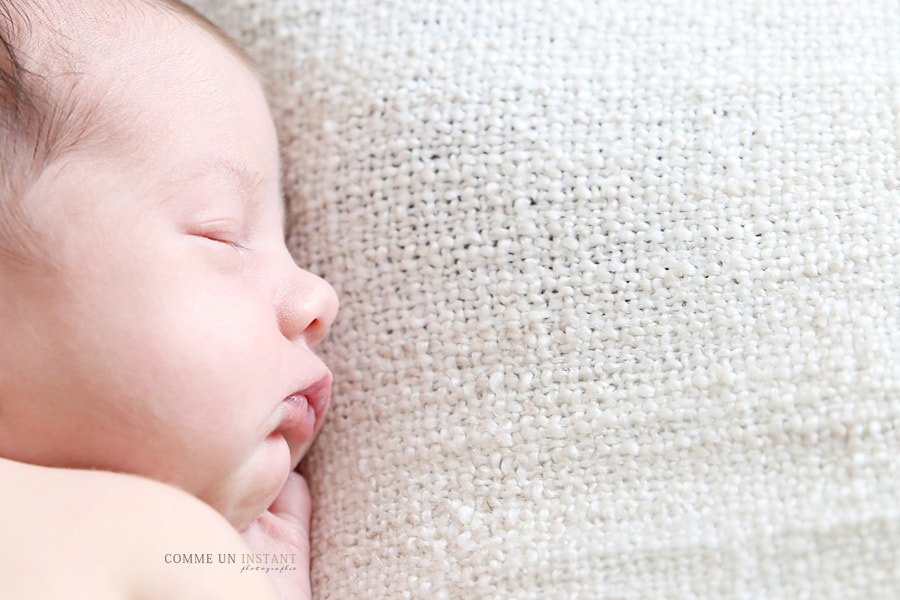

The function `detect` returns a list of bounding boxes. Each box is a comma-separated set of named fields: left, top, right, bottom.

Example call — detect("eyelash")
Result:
left=203, top=234, right=248, bottom=251
left=191, top=216, right=247, bottom=250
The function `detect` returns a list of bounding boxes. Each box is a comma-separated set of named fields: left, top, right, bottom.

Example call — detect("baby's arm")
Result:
left=0, top=457, right=279, bottom=599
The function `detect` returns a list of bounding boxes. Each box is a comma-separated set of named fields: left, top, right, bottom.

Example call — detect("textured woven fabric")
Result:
left=188, top=1, right=900, bottom=598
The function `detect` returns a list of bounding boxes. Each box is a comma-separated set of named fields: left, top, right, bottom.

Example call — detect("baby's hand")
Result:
left=240, top=472, right=313, bottom=600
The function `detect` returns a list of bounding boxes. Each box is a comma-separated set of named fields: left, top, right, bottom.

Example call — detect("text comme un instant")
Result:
left=164, top=553, right=296, bottom=565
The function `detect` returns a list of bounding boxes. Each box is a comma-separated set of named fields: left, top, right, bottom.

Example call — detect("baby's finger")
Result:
left=268, top=471, right=311, bottom=528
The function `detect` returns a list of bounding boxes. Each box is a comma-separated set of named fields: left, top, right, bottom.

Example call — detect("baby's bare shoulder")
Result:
left=0, top=458, right=276, bottom=600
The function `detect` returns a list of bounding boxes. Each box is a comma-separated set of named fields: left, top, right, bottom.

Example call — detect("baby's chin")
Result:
left=209, top=435, right=296, bottom=531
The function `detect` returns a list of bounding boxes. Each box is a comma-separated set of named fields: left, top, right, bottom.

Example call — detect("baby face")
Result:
left=0, top=13, right=337, bottom=528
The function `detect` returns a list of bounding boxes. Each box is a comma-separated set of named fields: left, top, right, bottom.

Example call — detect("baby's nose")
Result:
left=277, top=267, right=339, bottom=346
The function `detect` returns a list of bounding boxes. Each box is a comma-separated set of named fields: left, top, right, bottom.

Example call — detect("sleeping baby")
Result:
left=0, top=0, right=337, bottom=598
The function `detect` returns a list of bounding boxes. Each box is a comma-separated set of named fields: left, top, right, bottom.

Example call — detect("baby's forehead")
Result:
left=24, top=0, right=259, bottom=145
left=155, top=0, right=257, bottom=68
left=19, top=0, right=253, bottom=69
left=1, top=1, right=266, bottom=264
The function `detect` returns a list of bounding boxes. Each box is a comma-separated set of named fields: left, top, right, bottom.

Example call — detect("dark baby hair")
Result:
left=0, top=2, right=65, bottom=262
left=0, top=0, right=253, bottom=264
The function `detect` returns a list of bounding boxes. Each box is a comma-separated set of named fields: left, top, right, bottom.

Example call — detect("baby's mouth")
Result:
left=273, top=373, right=332, bottom=453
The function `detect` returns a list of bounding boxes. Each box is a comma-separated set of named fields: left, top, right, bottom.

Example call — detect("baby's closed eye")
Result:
left=190, top=218, right=248, bottom=250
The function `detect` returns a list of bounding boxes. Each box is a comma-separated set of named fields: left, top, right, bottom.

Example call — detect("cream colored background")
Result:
left=189, top=1, right=900, bottom=597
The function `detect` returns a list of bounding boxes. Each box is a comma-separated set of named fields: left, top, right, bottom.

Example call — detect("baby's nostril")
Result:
left=306, top=318, right=323, bottom=344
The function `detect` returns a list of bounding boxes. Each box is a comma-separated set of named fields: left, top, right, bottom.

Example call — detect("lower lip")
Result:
left=274, top=374, right=332, bottom=443
left=278, top=393, right=317, bottom=440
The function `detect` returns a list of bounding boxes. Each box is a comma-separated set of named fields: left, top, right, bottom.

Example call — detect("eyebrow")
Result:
left=218, top=159, right=285, bottom=225
left=220, top=159, right=265, bottom=198
left=158, top=158, right=283, bottom=224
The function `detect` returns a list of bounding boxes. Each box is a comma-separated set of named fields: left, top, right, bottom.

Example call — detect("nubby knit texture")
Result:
left=189, top=1, right=900, bottom=598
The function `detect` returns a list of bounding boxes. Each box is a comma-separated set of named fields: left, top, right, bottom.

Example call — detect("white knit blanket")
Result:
left=188, top=1, right=900, bottom=597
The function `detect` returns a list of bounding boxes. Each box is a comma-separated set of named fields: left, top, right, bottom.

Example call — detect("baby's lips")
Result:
left=278, top=372, right=332, bottom=470
left=299, top=371, right=332, bottom=420
left=275, top=372, right=332, bottom=444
